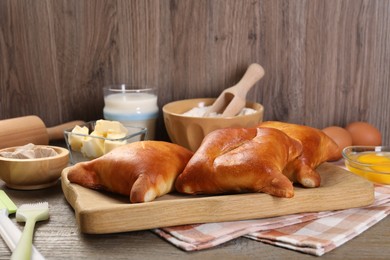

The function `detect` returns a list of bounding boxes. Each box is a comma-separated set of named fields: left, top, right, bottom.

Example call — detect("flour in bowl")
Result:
left=0, top=143, right=58, bottom=159
left=183, top=103, right=256, bottom=117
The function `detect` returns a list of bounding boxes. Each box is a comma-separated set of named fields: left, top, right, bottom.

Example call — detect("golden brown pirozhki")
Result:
left=175, top=127, right=303, bottom=198
left=259, top=121, right=340, bottom=188
left=67, top=141, right=193, bottom=203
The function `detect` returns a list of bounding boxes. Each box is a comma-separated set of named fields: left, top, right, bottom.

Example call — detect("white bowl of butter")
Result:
left=0, top=144, right=69, bottom=190
left=64, top=120, right=147, bottom=164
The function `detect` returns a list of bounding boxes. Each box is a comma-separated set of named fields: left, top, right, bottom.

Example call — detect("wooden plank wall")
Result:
left=0, top=0, right=389, bottom=143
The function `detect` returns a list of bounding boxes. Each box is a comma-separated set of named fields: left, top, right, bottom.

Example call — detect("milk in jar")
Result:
left=103, top=85, right=158, bottom=139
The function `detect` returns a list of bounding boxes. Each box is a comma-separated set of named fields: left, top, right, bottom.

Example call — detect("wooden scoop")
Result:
left=205, top=63, right=265, bottom=117
left=0, top=115, right=84, bottom=149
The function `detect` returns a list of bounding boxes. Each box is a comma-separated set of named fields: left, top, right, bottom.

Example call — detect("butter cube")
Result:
left=104, top=140, right=126, bottom=154
left=69, top=125, right=89, bottom=152
left=95, top=120, right=128, bottom=137
left=81, top=136, right=104, bottom=159
left=71, top=120, right=130, bottom=159
left=90, top=130, right=105, bottom=138
left=106, top=132, right=127, bottom=139
left=104, top=132, right=127, bottom=153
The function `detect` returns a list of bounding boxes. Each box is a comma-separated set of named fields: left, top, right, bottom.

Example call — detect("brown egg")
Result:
left=345, top=121, right=382, bottom=146
left=322, top=126, right=353, bottom=160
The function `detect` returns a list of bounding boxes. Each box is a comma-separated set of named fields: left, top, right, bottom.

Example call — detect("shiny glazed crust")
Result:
left=67, top=141, right=193, bottom=203
left=175, top=127, right=303, bottom=198
left=259, top=121, right=340, bottom=187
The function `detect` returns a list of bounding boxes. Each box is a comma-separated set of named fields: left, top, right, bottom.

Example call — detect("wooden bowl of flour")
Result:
left=0, top=145, right=69, bottom=190
left=163, top=98, right=264, bottom=152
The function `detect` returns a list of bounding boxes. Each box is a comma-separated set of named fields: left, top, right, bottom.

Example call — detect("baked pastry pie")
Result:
left=67, top=141, right=193, bottom=203
left=175, top=127, right=303, bottom=198
left=259, top=121, right=339, bottom=187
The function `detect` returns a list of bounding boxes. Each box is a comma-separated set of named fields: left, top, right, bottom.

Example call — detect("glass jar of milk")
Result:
left=103, top=84, right=158, bottom=140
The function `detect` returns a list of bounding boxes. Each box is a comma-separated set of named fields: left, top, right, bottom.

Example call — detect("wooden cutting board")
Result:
left=61, top=163, right=374, bottom=234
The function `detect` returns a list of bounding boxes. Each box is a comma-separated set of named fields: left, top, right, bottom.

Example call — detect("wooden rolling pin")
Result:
left=0, top=115, right=85, bottom=149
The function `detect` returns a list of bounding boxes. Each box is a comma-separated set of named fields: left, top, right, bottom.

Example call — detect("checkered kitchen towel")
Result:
left=153, top=184, right=390, bottom=256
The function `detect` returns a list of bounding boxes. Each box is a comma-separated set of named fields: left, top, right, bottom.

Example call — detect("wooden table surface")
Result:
left=0, top=179, right=389, bottom=260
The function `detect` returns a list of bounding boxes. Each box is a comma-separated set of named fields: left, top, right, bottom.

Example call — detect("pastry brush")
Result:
left=0, top=190, right=17, bottom=249
left=0, top=191, right=44, bottom=260
left=11, top=202, right=49, bottom=260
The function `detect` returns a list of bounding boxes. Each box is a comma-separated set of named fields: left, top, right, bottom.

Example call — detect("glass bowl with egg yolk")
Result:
left=342, top=146, right=390, bottom=184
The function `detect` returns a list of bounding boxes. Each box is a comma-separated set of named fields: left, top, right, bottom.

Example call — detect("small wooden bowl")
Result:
left=0, top=145, right=69, bottom=190
left=163, top=98, right=264, bottom=151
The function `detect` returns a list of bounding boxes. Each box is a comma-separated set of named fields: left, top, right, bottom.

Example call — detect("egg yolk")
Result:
left=357, top=153, right=390, bottom=164
left=358, top=153, right=390, bottom=172
left=346, top=152, right=390, bottom=184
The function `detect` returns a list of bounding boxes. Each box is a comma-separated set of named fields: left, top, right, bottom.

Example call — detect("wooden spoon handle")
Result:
left=234, top=63, right=265, bottom=95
